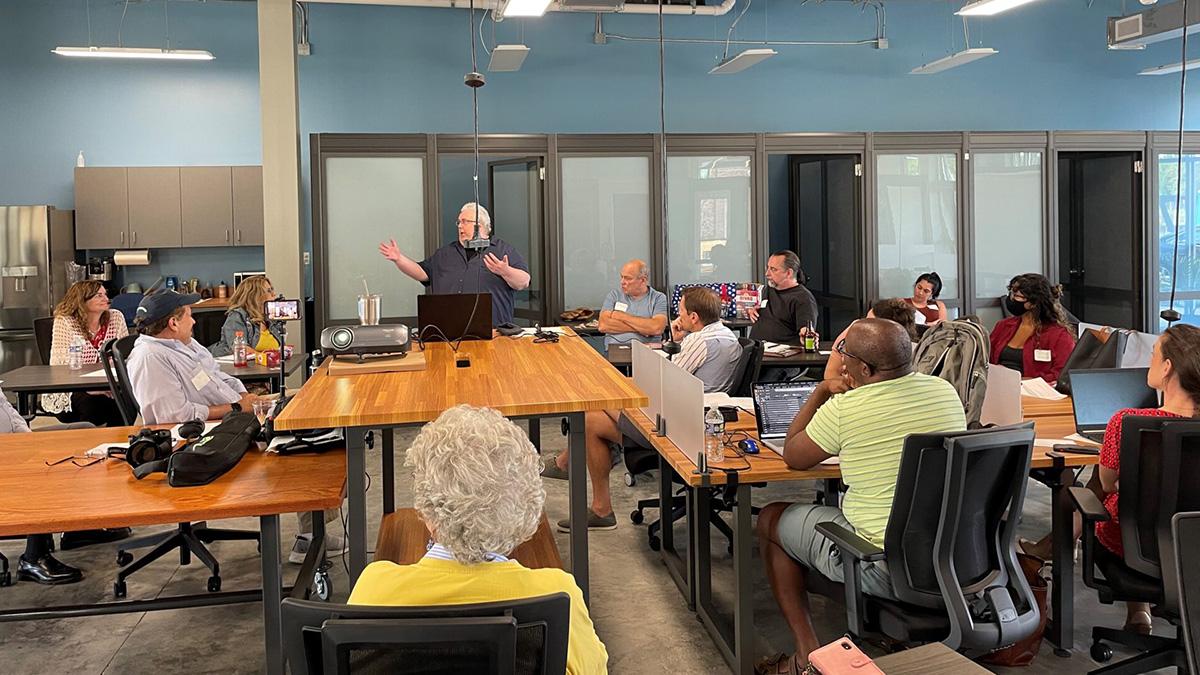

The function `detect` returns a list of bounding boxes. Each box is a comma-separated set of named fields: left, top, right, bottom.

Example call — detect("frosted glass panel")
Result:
left=325, top=157, right=425, bottom=321
left=667, top=155, right=753, bottom=289
left=561, top=157, right=652, bottom=309
left=974, top=152, right=1043, bottom=299
left=876, top=153, right=958, bottom=300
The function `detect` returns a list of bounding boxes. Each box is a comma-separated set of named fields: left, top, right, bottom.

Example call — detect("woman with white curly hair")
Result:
left=349, top=404, right=608, bottom=674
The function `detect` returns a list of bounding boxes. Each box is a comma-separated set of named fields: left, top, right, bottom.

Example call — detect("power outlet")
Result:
left=303, top=251, right=311, bottom=265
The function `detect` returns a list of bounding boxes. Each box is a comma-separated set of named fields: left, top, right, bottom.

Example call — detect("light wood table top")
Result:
left=1022, top=394, right=1074, bottom=418
left=0, top=426, right=346, bottom=536
left=0, top=359, right=304, bottom=393
left=873, top=642, right=990, bottom=674
left=624, top=408, right=1098, bottom=488
left=274, top=330, right=647, bottom=430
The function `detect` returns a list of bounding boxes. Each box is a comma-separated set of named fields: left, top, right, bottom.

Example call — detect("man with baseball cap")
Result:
left=126, top=290, right=259, bottom=425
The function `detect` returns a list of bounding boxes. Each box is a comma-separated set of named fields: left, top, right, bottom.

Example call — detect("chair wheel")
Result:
left=113, top=581, right=127, bottom=598
left=648, top=535, right=661, bottom=551
left=624, top=472, right=636, bottom=487
left=207, top=576, right=221, bottom=593
left=630, top=510, right=644, bottom=525
left=1090, top=641, right=1113, bottom=663
left=116, top=551, right=133, bottom=566
left=314, top=570, right=332, bottom=601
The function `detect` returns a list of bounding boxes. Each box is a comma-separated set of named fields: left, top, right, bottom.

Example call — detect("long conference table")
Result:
left=272, top=329, right=646, bottom=600
left=624, top=393, right=1095, bottom=675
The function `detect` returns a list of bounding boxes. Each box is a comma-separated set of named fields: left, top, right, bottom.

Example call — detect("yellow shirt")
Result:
left=255, top=325, right=280, bottom=352
left=348, top=558, right=608, bottom=675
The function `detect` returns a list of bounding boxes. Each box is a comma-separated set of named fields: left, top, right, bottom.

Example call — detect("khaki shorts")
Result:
left=776, top=503, right=896, bottom=600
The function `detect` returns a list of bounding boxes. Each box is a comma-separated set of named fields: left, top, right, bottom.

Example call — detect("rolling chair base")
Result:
left=113, top=522, right=260, bottom=598
left=1088, top=625, right=1187, bottom=674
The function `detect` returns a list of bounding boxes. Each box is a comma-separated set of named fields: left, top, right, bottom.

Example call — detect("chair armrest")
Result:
left=815, top=522, right=884, bottom=563
left=34, top=422, right=97, bottom=432
left=1069, top=486, right=1110, bottom=522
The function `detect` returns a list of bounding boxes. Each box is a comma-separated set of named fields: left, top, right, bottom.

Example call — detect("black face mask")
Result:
left=1005, top=296, right=1028, bottom=317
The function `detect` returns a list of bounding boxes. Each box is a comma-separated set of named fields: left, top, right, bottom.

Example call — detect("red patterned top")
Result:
left=86, top=319, right=108, bottom=350
left=1096, top=407, right=1181, bottom=557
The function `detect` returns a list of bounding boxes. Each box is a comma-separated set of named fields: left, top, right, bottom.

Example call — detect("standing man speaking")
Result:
left=379, top=202, right=530, bottom=326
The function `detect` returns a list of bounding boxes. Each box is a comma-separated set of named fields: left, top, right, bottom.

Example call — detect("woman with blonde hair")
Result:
left=43, top=280, right=128, bottom=426
left=208, top=275, right=281, bottom=357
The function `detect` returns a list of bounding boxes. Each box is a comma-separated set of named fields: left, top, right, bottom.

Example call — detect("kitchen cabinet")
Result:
left=74, top=167, right=128, bottom=249
left=232, top=166, right=264, bottom=246
left=127, top=167, right=182, bottom=248
left=181, top=167, right=234, bottom=247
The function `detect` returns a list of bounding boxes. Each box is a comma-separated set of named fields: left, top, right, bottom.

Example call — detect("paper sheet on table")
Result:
left=1020, top=377, right=1067, bottom=400
left=981, top=364, right=1022, bottom=426
left=1033, top=433, right=1098, bottom=448
left=703, top=392, right=753, bottom=411
left=763, top=341, right=800, bottom=356
left=214, top=355, right=237, bottom=364
left=80, top=370, right=109, bottom=378
left=85, top=441, right=128, bottom=457
left=265, top=429, right=343, bottom=453
left=520, top=326, right=571, bottom=336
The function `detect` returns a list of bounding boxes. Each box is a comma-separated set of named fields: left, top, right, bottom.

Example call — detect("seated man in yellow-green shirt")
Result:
left=754, top=318, right=967, bottom=673
left=348, top=404, right=608, bottom=675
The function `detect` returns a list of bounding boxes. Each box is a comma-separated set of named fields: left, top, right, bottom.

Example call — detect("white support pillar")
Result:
left=257, top=0, right=305, bottom=349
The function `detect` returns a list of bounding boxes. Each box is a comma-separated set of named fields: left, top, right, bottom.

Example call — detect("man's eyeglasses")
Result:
left=44, top=454, right=106, bottom=468
left=835, top=338, right=908, bottom=374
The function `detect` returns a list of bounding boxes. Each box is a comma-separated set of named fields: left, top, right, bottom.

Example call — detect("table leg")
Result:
left=382, top=430, right=395, bottom=516
left=17, top=393, right=30, bottom=418
left=346, top=427, right=368, bottom=585
left=1047, top=464, right=1074, bottom=657
left=694, top=486, right=713, bottom=613
left=732, top=482, right=754, bottom=675
left=657, top=455, right=693, bottom=608
left=260, top=514, right=283, bottom=675
left=565, top=411, right=589, bottom=603
left=823, top=478, right=840, bottom=508
left=528, top=418, right=541, bottom=452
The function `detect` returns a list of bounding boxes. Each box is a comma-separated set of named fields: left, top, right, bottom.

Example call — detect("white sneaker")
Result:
left=288, top=533, right=349, bottom=564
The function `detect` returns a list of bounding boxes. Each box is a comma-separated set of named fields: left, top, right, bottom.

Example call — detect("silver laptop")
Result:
left=751, top=381, right=819, bottom=454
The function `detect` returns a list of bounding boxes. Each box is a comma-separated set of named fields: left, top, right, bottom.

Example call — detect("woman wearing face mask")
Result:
left=989, top=273, right=1075, bottom=384
left=906, top=272, right=947, bottom=326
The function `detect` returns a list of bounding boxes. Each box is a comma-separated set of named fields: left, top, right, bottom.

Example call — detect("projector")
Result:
left=320, top=324, right=411, bottom=358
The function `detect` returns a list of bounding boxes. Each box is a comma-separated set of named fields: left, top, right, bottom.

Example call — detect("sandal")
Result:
left=559, top=309, right=581, bottom=322
left=754, top=653, right=804, bottom=675
left=1124, top=610, right=1153, bottom=636
left=575, top=308, right=595, bottom=321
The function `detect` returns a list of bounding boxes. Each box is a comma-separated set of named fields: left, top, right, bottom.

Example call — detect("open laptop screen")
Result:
left=1070, top=368, right=1158, bottom=433
left=752, top=381, right=819, bottom=439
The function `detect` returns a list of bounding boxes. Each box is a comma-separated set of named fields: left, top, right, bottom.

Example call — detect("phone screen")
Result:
left=265, top=299, right=300, bottom=321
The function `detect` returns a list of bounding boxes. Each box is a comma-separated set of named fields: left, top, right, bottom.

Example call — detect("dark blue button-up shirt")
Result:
left=418, top=238, right=528, bottom=325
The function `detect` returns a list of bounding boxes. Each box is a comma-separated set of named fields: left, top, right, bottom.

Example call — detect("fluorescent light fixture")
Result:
left=499, top=0, right=553, bottom=18
left=956, top=0, right=1042, bottom=16
left=1139, top=58, right=1200, bottom=75
left=488, top=44, right=530, bottom=72
left=51, top=46, right=214, bottom=61
left=910, top=47, right=997, bottom=74
left=708, top=48, right=777, bottom=75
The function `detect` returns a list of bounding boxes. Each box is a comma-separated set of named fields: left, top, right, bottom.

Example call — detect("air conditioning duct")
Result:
left=1108, top=0, right=1200, bottom=48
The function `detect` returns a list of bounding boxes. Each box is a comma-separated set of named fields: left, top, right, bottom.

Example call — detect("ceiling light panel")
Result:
left=910, top=47, right=997, bottom=74
left=956, top=0, right=1043, bottom=17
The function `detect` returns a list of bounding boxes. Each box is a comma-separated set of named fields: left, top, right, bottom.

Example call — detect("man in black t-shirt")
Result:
left=748, top=250, right=819, bottom=346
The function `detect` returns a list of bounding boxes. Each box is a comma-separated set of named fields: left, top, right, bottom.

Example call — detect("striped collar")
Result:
left=423, top=541, right=510, bottom=563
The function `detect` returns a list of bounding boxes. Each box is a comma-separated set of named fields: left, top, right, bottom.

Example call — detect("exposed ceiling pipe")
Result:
left=300, top=0, right=738, bottom=16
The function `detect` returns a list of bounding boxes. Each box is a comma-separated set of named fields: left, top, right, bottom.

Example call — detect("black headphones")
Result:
left=122, top=419, right=204, bottom=468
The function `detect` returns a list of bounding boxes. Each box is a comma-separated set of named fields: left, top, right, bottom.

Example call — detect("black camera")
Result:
left=124, top=428, right=175, bottom=468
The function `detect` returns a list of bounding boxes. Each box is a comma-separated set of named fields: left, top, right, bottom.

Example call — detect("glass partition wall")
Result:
left=972, top=151, right=1045, bottom=327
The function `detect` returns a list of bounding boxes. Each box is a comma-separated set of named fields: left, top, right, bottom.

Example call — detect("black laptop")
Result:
left=1070, top=367, right=1159, bottom=442
left=417, top=293, right=493, bottom=342
left=751, top=381, right=820, bottom=454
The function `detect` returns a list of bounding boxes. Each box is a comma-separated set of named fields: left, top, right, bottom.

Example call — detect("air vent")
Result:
left=1114, top=14, right=1144, bottom=42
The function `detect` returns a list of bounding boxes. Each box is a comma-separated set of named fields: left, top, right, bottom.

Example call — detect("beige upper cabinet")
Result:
left=232, top=166, right=264, bottom=246
left=74, top=167, right=129, bottom=249
left=127, top=167, right=182, bottom=248
left=181, top=167, right=234, bottom=247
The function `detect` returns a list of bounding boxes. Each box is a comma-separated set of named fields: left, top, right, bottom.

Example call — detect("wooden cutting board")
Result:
left=327, top=351, right=425, bottom=376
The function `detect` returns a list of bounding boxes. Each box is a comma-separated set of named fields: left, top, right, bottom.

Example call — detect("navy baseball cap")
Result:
left=135, top=290, right=201, bottom=326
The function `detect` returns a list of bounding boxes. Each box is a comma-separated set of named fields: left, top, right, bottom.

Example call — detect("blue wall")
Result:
left=2, top=0, right=1197, bottom=282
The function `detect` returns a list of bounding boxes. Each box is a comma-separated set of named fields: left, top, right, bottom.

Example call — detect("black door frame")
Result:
left=487, top=156, right=547, bottom=325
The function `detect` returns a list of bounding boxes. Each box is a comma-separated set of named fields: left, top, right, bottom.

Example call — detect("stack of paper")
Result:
left=1020, top=378, right=1067, bottom=400
left=763, top=341, right=800, bottom=357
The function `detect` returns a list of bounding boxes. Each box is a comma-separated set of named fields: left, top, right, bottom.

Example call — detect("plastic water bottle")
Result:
left=705, top=407, right=726, bottom=465
left=67, top=337, right=84, bottom=370
left=233, top=331, right=248, bottom=368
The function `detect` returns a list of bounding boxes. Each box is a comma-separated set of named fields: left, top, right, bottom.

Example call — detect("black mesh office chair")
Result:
left=281, top=593, right=570, bottom=675
left=33, top=316, right=54, bottom=365
left=99, top=335, right=261, bottom=599
left=1070, top=416, right=1200, bottom=673
left=1173, top=511, right=1200, bottom=675
left=810, top=424, right=1042, bottom=654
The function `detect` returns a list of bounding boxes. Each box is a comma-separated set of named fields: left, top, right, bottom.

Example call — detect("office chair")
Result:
left=1173, top=511, right=1200, bottom=675
left=98, top=335, right=261, bottom=599
left=1070, top=416, right=1200, bottom=673
left=33, top=316, right=54, bottom=365
left=810, top=424, right=1041, bottom=654
left=281, top=593, right=570, bottom=675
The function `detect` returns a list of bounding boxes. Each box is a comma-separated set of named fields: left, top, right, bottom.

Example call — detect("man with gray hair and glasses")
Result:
left=349, top=405, right=608, bottom=675
left=597, top=259, right=669, bottom=347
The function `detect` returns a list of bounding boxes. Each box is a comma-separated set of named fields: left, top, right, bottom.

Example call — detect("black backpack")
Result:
left=133, top=412, right=261, bottom=487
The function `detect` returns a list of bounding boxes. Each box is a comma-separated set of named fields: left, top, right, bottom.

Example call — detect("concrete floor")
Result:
left=0, top=424, right=1179, bottom=674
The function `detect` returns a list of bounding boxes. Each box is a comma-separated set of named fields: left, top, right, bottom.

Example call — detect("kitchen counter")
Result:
left=190, top=297, right=231, bottom=312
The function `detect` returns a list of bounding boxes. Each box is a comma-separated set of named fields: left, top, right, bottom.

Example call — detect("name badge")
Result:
left=191, top=367, right=212, bottom=391
left=614, top=302, right=629, bottom=312
left=1034, top=349, right=1052, bottom=363
left=760, top=298, right=768, bottom=308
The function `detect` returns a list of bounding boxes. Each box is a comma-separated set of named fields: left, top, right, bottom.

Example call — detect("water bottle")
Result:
left=704, top=407, right=726, bottom=465
left=233, top=331, right=248, bottom=368
left=67, top=337, right=84, bottom=370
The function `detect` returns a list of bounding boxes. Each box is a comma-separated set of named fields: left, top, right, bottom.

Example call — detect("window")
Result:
left=876, top=153, right=958, bottom=300
left=560, top=157, right=652, bottom=309
left=1158, top=154, right=1200, bottom=327
left=667, top=155, right=753, bottom=289
left=973, top=151, right=1044, bottom=305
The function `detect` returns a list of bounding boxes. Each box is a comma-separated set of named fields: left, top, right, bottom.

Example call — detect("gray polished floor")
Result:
left=0, top=425, right=1176, bottom=674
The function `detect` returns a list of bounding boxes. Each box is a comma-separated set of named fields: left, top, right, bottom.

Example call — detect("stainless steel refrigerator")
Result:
left=0, top=206, right=76, bottom=373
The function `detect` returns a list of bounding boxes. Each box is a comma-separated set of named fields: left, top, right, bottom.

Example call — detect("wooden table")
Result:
left=873, top=642, right=990, bottom=674
left=0, top=426, right=346, bottom=675
left=273, top=329, right=646, bottom=599
left=2, top=358, right=307, bottom=415
left=1022, top=394, right=1074, bottom=418
left=624, top=407, right=1097, bottom=675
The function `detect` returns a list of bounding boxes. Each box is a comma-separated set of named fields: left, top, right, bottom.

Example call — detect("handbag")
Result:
left=132, top=412, right=261, bottom=487
left=1056, top=327, right=1129, bottom=395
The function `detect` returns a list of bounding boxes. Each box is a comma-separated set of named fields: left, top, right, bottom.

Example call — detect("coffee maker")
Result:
left=87, top=256, right=113, bottom=282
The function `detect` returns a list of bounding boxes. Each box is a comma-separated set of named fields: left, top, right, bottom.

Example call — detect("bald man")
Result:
left=754, top=318, right=966, bottom=671
left=597, top=259, right=668, bottom=347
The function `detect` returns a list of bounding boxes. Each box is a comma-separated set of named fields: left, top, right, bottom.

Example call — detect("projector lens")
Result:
left=331, top=328, right=353, bottom=349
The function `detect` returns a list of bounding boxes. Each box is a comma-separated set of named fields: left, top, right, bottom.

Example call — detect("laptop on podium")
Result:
left=1069, top=367, right=1158, bottom=442
left=417, top=293, right=493, bottom=342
